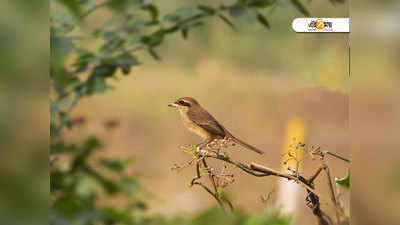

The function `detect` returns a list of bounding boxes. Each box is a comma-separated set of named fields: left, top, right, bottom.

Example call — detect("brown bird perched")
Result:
left=168, top=97, right=264, bottom=154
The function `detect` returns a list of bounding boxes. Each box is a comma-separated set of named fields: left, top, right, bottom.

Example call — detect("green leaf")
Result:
left=86, top=75, right=106, bottom=95
left=141, top=3, right=159, bottom=23
left=82, top=137, right=102, bottom=152
left=101, top=179, right=120, bottom=194
left=245, top=0, right=271, bottom=8
left=326, top=151, right=351, bottom=163
left=256, top=13, right=270, bottom=29
left=101, top=158, right=131, bottom=172
left=51, top=141, right=77, bottom=155
left=91, top=64, right=117, bottom=77
left=107, top=0, right=129, bottom=11
left=120, top=178, right=141, bottom=194
left=86, top=64, right=118, bottom=95
left=336, top=170, right=350, bottom=189
left=197, top=5, right=216, bottom=15
left=148, top=48, right=161, bottom=61
left=181, top=28, right=189, bottom=39
left=218, top=14, right=237, bottom=31
left=116, top=53, right=140, bottom=75
left=56, top=0, right=83, bottom=18
left=142, top=30, right=164, bottom=47
left=50, top=171, right=66, bottom=192
left=74, top=49, right=95, bottom=73
left=290, top=0, right=310, bottom=17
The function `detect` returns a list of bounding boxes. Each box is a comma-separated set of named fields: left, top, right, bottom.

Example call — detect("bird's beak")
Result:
left=168, top=102, right=178, bottom=108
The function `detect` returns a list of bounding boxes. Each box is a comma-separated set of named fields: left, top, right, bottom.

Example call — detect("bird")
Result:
left=168, top=97, right=264, bottom=154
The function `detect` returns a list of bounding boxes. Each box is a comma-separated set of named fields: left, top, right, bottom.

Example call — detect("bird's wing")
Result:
left=187, top=108, right=225, bottom=137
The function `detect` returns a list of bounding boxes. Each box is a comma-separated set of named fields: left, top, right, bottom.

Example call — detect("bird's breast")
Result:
left=179, top=110, right=211, bottom=139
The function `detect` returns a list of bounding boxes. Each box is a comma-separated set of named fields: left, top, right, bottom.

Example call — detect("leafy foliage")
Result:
left=50, top=0, right=344, bottom=225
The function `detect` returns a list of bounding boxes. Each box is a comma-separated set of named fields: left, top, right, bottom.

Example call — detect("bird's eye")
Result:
left=178, top=100, right=190, bottom=106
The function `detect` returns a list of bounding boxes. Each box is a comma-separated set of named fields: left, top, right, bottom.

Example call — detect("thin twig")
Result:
left=202, top=158, right=218, bottom=193
left=326, top=151, right=350, bottom=163
left=192, top=181, right=224, bottom=210
left=335, top=181, right=346, bottom=217
left=190, top=161, right=201, bottom=186
left=249, top=163, right=322, bottom=198
left=309, top=165, right=325, bottom=183
left=323, top=163, right=341, bottom=224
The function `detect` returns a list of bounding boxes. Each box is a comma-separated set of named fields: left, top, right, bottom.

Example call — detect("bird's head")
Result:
left=168, top=97, right=199, bottom=112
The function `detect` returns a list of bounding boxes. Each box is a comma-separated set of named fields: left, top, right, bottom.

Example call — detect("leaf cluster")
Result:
left=51, top=137, right=144, bottom=225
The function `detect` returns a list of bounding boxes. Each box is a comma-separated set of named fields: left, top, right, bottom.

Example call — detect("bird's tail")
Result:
left=227, top=134, right=264, bottom=155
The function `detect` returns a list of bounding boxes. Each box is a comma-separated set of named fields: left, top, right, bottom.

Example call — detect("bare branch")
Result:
left=323, top=163, right=341, bottom=223
left=192, top=181, right=224, bottom=209
left=174, top=144, right=348, bottom=225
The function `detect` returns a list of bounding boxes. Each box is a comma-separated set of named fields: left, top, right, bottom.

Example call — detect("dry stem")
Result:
left=173, top=142, right=348, bottom=225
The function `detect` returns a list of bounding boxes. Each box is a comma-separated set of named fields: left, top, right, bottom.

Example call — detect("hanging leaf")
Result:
left=148, top=48, right=161, bottom=61
left=181, top=28, right=189, bottom=39
left=141, top=3, right=159, bottom=23
left=197, top=5, right=216, bottom=15
left=336, top=170, right=350, bottom=189
left=290, top=0, right=310, bottom=17
left=218, top=14, right=237, bottom=31
left=116, top=53, right=140, bottom=75
left=256, top=13, right=271, bottom=29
